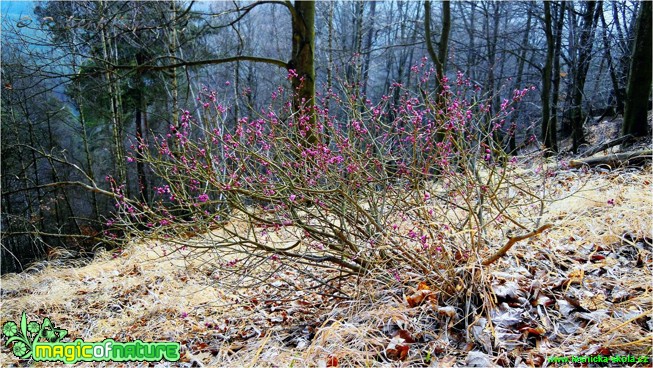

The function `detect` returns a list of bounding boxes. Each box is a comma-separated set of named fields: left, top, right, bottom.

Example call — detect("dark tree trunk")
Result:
left=551, top=1, right=566, bottom=152
left=569, top=1, right=600, bottom=153
left=361, top=1, right=377, bottom=99
left=541, top=2, right=557, bottom=155
left=135, top=52, right=149, bottom=203
left=291, top=1, right=317, bottom=145
left=508, top=7, right=532, bottom=154
left=424, top=0, right=451, bottom=97
left=600, top=8, right=624, bottom=115
left=622, top=1, right=652, bottom=138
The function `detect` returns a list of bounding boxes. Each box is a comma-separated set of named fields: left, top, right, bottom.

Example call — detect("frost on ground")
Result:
left=1, top=164, right=651, bottom=367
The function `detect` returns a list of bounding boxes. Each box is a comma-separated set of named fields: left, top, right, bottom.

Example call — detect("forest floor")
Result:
left=1, top=119, right=652, bottom=367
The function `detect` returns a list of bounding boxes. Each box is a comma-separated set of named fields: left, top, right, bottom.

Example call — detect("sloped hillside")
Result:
left=1, top=157, right=651, bottom=367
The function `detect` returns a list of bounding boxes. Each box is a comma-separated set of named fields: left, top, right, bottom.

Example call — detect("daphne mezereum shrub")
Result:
left=108, top=65, right=548, bottom=298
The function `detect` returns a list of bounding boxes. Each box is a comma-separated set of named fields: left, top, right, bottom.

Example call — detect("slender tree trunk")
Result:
left=484, top=2, right=501, bottom=144
left=169, top=0, right=179, bottom=127
left=45, top=112, right=81, bottom=235
left=135, top=52, right=149, bottom=204
left=600, top=9, right=624, bottom=115
left=326, top=1, right=334, bottom=112
left=404, top=4, right=421, bottom=92
left=361, top=1, right=377, bottom=99
left=561, top=5, right=577, bottom=137
left=508, top=8, right=532, bottom=154
left=75, top=96, right=99, bottom=219
left=622, top=0, right=652, bottom=138
left=459, top=2, right=477, bottom=80
left=569, top=1, right=600, bottom=153
left=424, top=0, right=451, bottom=97
left=24, top=107, right=45, bottom=231
left=551, top=1, right=566, bottom=152
left=99, top=1, right=126, bottom=185
left=541, top=1, right=557, bottom=154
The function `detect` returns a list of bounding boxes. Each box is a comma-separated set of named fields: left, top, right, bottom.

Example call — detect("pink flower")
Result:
left=289, top=194, right=297, bottom=202
left=198, top=193, right=209, bottom=202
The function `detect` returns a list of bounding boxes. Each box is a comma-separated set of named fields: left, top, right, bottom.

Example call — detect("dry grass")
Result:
left=1, top=162, right=651, bottom=367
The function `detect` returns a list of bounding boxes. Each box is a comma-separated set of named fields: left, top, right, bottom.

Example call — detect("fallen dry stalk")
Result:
left=482, top=224, right=553, bottom=266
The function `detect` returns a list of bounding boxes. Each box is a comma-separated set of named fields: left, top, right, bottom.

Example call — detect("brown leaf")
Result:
left=397, top=344, right=409, bottom=361
left=519, top=326, right=546, bottom=336
left=326, top=355, right=339, bottom=367
left=406, top=282, right=436, bottom=307
left=590, top=254, right=606, bottom=261
left=525, top=354, right=545, bottom=366
left=406, top=289, right=430, bottom=307
left=386, top=344, right=410, bottom=361
left=596, top=347, right=611, bottom=356
left=564, top=269, right=585, bottom=287
left=397, top=329, right=415, bottom=343
left=192, top=342, right=210, bottom=352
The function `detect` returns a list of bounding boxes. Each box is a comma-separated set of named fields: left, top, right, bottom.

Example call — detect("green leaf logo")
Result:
left=2, top=312, right=68, bottom=360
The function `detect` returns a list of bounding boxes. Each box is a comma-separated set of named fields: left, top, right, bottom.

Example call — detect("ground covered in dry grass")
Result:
left=1, top=160, right=652, bottom=367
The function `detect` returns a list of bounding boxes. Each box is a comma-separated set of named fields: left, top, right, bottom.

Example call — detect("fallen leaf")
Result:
left=406, top=289, right=431, bottom=307
left=396, top=329, right=415, bottom=343
left=465, top=350, right=493, bottom=367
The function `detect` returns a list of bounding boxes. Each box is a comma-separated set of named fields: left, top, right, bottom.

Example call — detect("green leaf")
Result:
left=19, top=312, right=27, bottom=338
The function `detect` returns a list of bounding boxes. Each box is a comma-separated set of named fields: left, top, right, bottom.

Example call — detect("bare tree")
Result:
left=562, top=1, right=601, bottom=152
left=424, top=0, right=451, bottom=96
left=622, top=0, right=652, bottom=138
left=541, top=1, right=557, bottom=154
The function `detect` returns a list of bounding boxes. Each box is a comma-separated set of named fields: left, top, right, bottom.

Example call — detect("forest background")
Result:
left=1, top=1, right=650, bottom=273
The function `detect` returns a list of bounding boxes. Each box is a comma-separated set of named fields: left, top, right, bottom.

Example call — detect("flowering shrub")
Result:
left=109, top=65, right=549, bottom=300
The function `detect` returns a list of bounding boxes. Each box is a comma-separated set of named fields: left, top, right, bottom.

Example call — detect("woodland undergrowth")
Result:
left=107, top=65, right=554, bottom=342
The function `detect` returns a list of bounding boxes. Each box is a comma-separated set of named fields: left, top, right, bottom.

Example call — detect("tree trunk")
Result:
left=622, top=0, right=652, bottom=138
left=135, top=52, right=149, bottom=204
left=541, top=2, right=557, bottom=155
left=458, top=2, right=477, bottom=80
left=551, top=1, right=566, bottom=153
left=169, top=0, right=179, bottom=128
left=100, top=1, right=126, bottom=185
left=569, top=149, right=652, bottom=168
left=361, top=1, right=377, bottom=99
left=326, top=1, right=334, bottom=112
left=508, top=7, right=532, bottom=154
left=569, top=1, right=600, bottom=153
left=291, top=1, right=317, bottom=145
left=424, top=0, right=451, bottom=97
left=600, top=8, right=624, bottom=115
